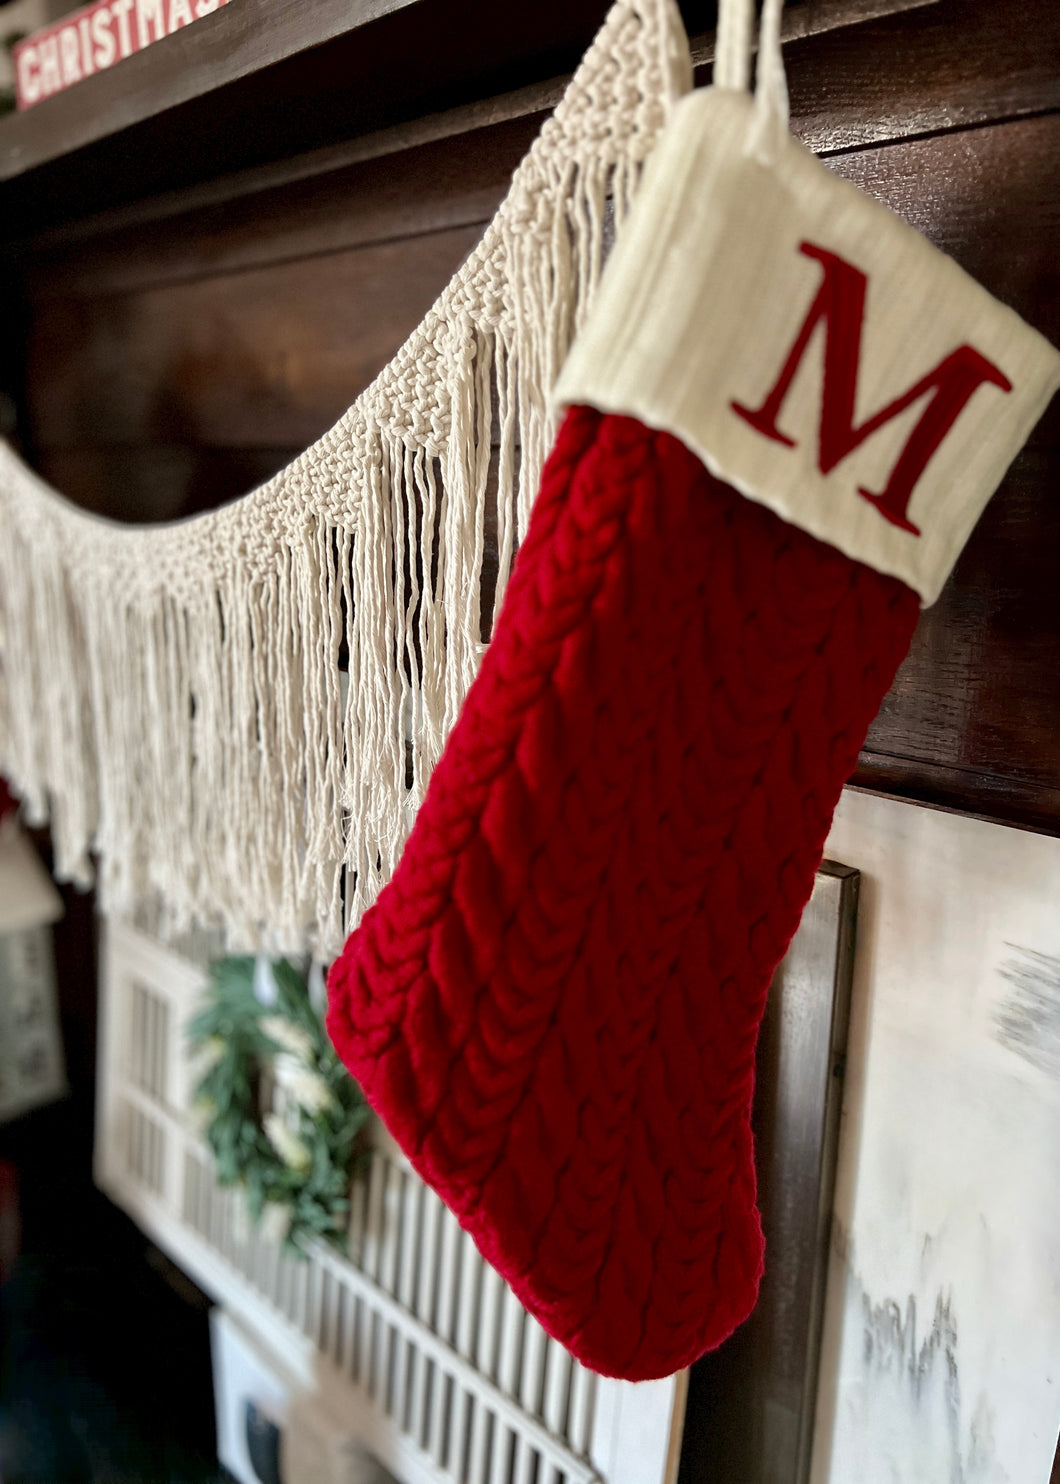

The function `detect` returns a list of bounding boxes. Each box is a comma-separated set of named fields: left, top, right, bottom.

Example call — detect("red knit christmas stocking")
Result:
left=328, top=13, right=1057, bottom=1382
left=328, top=405, right=919, bottom=1378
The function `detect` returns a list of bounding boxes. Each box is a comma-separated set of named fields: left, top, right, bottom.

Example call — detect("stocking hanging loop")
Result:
left=713, top=0, right=754, bottom=90
left=750, top=0, right=790, bottom=160
left=714, top=0, right=789, bottom=161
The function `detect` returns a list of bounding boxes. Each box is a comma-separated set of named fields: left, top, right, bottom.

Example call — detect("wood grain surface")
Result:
left=783, top=0, right=1060, bottom=152
left=0, top=0, right=933, bottom=202
left=21, top=115, right=544, bottom=298
left=5, top=0, right=1059, bottom=845
left=27, top=223, right=484, bottom=451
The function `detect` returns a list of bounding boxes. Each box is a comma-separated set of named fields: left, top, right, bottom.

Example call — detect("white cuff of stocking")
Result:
left=553, top=88, right=1060, bottom=607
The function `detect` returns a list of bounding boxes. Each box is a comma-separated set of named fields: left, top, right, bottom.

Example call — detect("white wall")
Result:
left=810, top=791, right=1060, bottom=1482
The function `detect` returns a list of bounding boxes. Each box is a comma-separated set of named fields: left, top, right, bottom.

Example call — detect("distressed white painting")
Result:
left=810, top=791, right=1060, bottom=1484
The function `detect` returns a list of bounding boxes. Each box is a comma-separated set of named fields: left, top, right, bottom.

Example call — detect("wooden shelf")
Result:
left=0, top=0, right=615, bottom=231
left=1, top=0, right=707, bottom=235
left=0, top=0, right=934, bottom=238
left=0, top=0, right=419, bottom=182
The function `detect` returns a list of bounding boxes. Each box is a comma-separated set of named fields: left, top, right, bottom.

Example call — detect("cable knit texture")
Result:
left=327, top=406, right=920, bottom=1380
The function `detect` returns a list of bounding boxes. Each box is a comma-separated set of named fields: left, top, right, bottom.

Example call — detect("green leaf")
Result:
left=187, top=952, right=368, bottom=1261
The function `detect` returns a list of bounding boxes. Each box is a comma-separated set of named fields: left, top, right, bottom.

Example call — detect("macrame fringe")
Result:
left=0, top=0, right=692, bottom=957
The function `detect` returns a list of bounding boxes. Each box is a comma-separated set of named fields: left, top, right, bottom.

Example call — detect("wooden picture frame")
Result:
left=679, top=861, right=859, bottom=1484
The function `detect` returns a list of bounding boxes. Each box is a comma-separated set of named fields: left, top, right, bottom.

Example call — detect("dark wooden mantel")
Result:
left=1, top=0, right=1058, bottom=839
left=0, top=0, right=939, bottom=228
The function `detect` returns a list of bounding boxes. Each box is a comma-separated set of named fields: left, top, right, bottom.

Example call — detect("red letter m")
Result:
left=731, top=242, right=1012, bottom=535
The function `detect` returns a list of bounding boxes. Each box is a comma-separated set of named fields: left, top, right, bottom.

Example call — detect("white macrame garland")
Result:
left=0, top=0, right=693, bottom=956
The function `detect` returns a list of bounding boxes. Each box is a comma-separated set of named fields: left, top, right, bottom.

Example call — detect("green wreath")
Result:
left=187, top=956, right=370, bottom=1254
